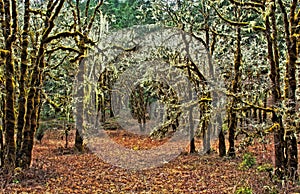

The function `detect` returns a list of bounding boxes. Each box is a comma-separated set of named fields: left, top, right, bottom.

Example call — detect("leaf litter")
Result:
left=0, top=129, right=292, bottom=193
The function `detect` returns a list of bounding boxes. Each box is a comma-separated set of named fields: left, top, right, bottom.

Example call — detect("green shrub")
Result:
left=235, top=187, right=252, bottom=194
left=257, top=163, right=273, bottom=172
left=239, top=153, right=256, bottom=170
left=263, top=185, right=278, bottom=194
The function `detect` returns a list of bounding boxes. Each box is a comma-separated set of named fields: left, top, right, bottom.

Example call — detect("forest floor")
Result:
left=1, top=128, right=300, bottom=194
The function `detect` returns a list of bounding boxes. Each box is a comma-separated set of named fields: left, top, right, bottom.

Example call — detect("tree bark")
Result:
left=265, top=2, right=286, bottom=178
left=3, top=0, right=18, bottom=171
left=16, top=0, right=30, bottom=167
left=279, top=0, right=298, bottom=180
left=218, top=128, right=226, bottom=157
left=3, top=38, right=16, bottom=171
left=227, top=106, right=236, bottom=157
left=75, top=57, right=85, bottom=152
left=75, top=129, right=83, bottom=152
left=228, top=25, right=242, bottom=157
left=19, top=0, right=66, bottom=168
left=217, top=111, right=226, bottom=156
left=0, top=114, right=3, bottom=167
left=0, top=55, right=4, bottom=168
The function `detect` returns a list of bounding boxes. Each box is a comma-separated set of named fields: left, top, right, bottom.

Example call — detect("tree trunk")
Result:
left=201, top=94, right=211, bottom=154
left=186, top=67, right=196, bottom=153
left=3, top=6, right=17, bottom=170
left=273, top=115, right=285, bottom=178
left=218, top=113, right=226, bottom=157
left=189, top=115, right=196, bottom=154
left=218, top=128, right=226, bottom=157
left=279, top=0, right=298, bottom=180
left=265, top=3, right=286, bottom=178
left=75, top=129, right=83, bottom=152
left=136, top=85, right=146, bottom=131
left=0, top=58, right=4, bottom=168
left=3, top=53, right=16, bottom=171
left=0, top=120, right=3, bottom=168
left=228, top=25, right=242, bottom=157
left=202, top=117, right=211, bottom=154
left=228, top=107, right=236, bottom=157
left=109, top=90, right=114, bottom=118
left=19, top=18, right=46, bottom=168
left=19, top=74, right=37, bottom=168
left=263, top=92, right=267, bottom=121
left=75, top=57, right=85, bottom=152
left=16, top=0, right=30, bottom=166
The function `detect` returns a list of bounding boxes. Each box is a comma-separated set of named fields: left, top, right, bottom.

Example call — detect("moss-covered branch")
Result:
left=41, top=90, right=62, bottom=113
left=228, top=0, right=263, bottom=8
left=46, top=55, right=68, bottom=72
left=226, top=92, right=276, bottom=113
left=212, top=5, right=249, bottom=27
left=86, top=0, right=103, bottom=33
left=42, top=0, right=65, bottom=41
left=44, top=31, right=94, bottom=45
left=45, top=46, right=80, bottom=54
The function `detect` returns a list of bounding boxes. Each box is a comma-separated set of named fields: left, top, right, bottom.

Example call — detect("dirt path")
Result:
left=1, top=129, right=288, bottom=193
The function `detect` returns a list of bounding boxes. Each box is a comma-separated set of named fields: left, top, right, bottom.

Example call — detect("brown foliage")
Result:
left=1, top=129, right=291, bottom=193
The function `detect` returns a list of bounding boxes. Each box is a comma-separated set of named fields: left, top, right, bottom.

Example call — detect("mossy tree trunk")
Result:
left=20, top=0, right=66, bottom=169
left=0, top=95, right=4, bottom=168
left=213, top=4, right=243, bottom=157
left=16, top=0, right=30, bottom=167
left=228, top=25, right=242, bottom=157
left=0, top=124, right=3, bottom=168
left=75, top=57, right=85, bottom=152
left=0, top=0, right=104, bottom=170
left=226, top=0, right=299, bottom=181
left=135, top=84, right=146, bottom=131
left=218, top=119, right=226, bottom=157
left=264, top=1, right=286, bottom=178
left=2, top=0, right=18, bottom=172
left=279, top=0, right=299, bottom=180
left=186, top=66, right=196, bottom=153
left=73, top=1, right=104, bottom=151
left=0, top=54, right=5, bottom=168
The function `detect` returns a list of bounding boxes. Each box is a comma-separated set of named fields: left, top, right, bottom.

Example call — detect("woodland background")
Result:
left=0, top=0, right=299, bottom=193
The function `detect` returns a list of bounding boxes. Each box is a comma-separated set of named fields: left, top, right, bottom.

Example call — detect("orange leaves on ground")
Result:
left=1, top=130, right=281, bottom=193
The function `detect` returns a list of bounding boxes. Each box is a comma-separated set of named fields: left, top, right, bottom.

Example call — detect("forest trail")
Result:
left=0, top=129, right=290, bottom=193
